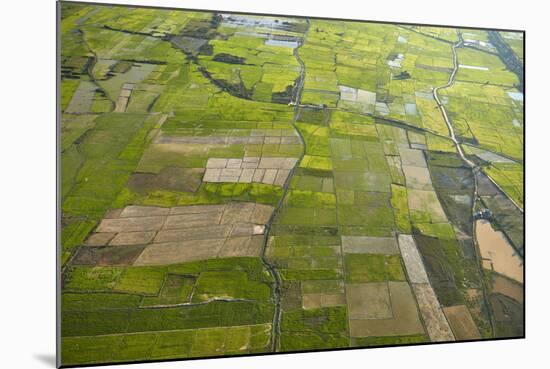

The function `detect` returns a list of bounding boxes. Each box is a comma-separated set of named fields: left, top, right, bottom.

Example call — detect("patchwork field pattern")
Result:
left=60, top=2, right=524, bottom=366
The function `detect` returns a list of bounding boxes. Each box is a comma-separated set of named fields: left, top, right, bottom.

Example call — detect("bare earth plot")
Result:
left=347, top=282, right=425, bottom=337
left=203, top=157, right=298, bottom=185
left=79, top=203, right=274, bottom=265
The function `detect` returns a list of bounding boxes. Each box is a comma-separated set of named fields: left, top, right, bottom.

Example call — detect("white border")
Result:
left=2, top=1, right=547, bottom=368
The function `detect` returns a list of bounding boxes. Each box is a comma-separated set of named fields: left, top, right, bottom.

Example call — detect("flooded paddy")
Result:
left=459, top=64, right=489, bottom=71
left=507, top=91, right=524, bottom=102
left=265, top=39, right=299, bottom=48
left=475, top=219, right=523, bottom=283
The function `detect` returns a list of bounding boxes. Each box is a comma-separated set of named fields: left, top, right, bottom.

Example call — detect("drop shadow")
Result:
left=33, top=353, right=57, bottom=367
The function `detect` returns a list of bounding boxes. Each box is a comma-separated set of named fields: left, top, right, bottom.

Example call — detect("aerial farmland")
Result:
left=59, top=1, right=524, bottom=365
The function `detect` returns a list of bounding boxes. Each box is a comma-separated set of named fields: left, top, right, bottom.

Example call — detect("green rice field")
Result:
left=59, top=2, right=524, bottom=365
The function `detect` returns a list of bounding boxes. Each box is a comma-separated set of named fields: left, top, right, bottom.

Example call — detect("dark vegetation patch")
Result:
left=213, top=53, right=246, bottom=65
left=103, top=24, right=154, bottom=38
left=128, top=167, right=205, bottom=193
left=72, top=245, right=147, bottom=266
left=198, top=66, right=253, bottom=99
left=413, top=234, right=464, bottom=306
left=457, top=238, right=476, bottom=260
left=62, top=300, right=273, bottom=336
left=61, top=56, right=94, bottom=79
left=60, top=218, right=98, bottom=267
left=280, top=280, right=302, bottom=310
left=109, top=60, right=132, bottom=74
left=490, top=293, right=524, bottom=338
left=278, top=21, right=308, bottom=34
left=167, top=14, right=222, bottom=58
left=198, top=43, right=213, bottom=56
left=392, top=70, right=411, bottom=80
left=488, top=31, right=524, bottom=91
left=170, top=36, right=208, bottom=55
left=183, top=14, right=223, bottom=39
left=272, top=82, right=296, bottom=104
left=297, top=106, right=330, bottom=125
left=295, top=167, right=334, bottom=178
left=427, top=152, right=474, bottom=235
left=456, top=134, right=479, bottom=146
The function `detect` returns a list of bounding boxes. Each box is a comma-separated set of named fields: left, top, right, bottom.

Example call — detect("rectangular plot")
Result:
left=170, top=204, right=226, bottom=215
left=114, top=96, right=129, bottom=113
left=227, top=158, right=243, bottom=168
left=334, top=171, right=391, bottom=192
left=344, top=254, right=405, bottom=283
left=239, top=168, right=255, bottom=183
left=252, top=169, right=265, bottom=182
left=221, top=203, right=256, bottom=224
left=302, top=293, right=346, bottom=310
left=330, top=138, right=353, bottom=159
left=84, top=203, right=272, bottom=267
left=402, top=165, right=433, bottom=190
left=96, top=216, right=165, bottom=233
left=154, top=225, right=231, bottom=243
left=338, top=205, right=394, bottom=229
left=397, top=234, right=429, bottom=284
left=65, top=80, right=96, bottom=114
left=134, top=239, right=226, bottom=265
left=322, top=178, right=334, bottom=193
left=342, top=236, right=399, bottom=254
left=206, top=158, right=228, bottom=168
left=302, top=279, right=344, bottom=294
left=251, top=204, right=275, bottom=224
left=72, top=245, right=146, bottom=266
left=399, top=147, right=427, bottom=167
left=443, top=305, right=481, bottom=340
left=346, top=282, right=392, bottom=319
left=221, top=168, right=242, bottom=177
left=85, top=232, right=116, bottom=247
left=219, top=235, right=263, bottom=258
left=412, top=283, right=455, bottom=342
left=349, top=282, right=424, bottom=337
left=258, top=157, right=287, bottom=169
left=203, top=168, right=221, bottom=182
left=386, top=155, right=405, bottom=184
left=119, top=206, right=170, bottom=218
left=164, top=212, right=222, bottom=229
left=274, top=169, right=290, bottom=186
left=109, top=231, right=156, bottom=246
left=339, top=85, right=357, bottom=101
left=357, top=89, right=377, bottom=105
left=262, top=169, right=277, bottom=184
left=407, top=189, right=448, bottom=223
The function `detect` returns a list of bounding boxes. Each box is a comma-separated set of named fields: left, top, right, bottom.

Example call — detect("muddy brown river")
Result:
left=475, top=219, right=523, bottom=283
